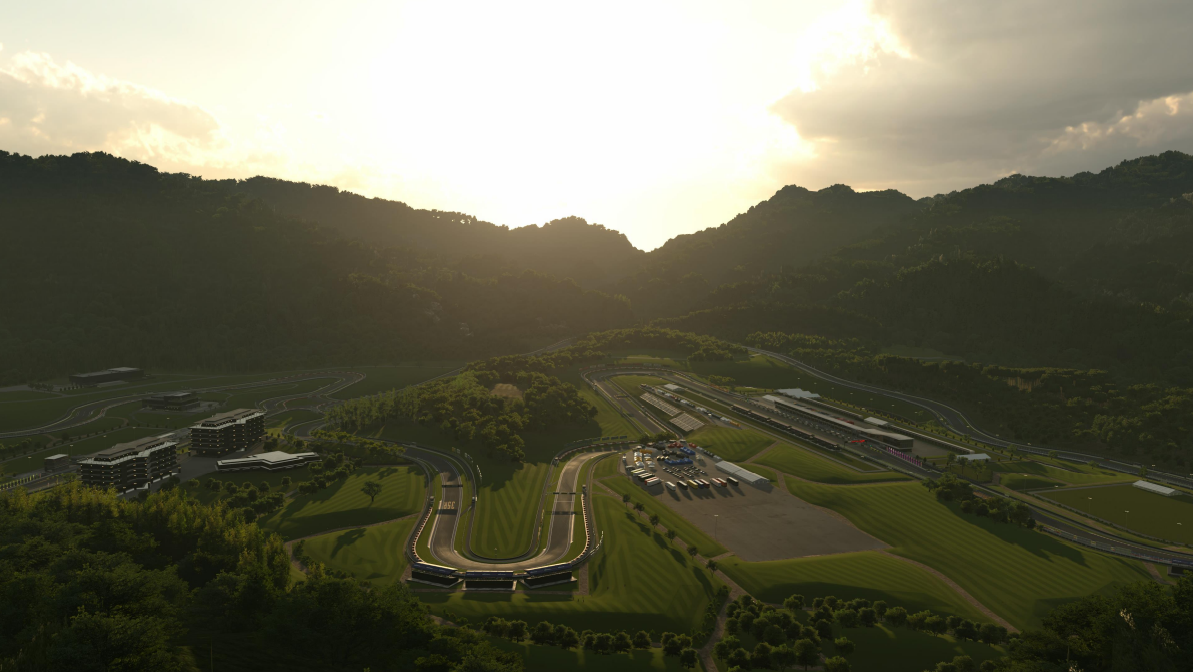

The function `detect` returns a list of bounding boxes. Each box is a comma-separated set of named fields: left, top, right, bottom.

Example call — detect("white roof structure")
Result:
left=715, top=461, right=767, bottom=486
left=1133, top=480, right=1178, bottom=497
left=863, top=417, right=889, bottom=427
left=216, top=451, right=319, bottom=472
left=663, top=384, right=685, bottom=392
left=777, top=388, right=820, bottom=399
left=957, top=453, right=990, bottom=462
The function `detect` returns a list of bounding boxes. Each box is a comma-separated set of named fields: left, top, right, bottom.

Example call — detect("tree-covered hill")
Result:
left=0, top=151, right=632, bottom=385
left=234, top=177, right=645, bottom=286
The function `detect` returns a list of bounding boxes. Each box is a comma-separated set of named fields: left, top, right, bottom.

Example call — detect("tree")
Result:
left=623, top=493, right=632, bottom=508
left=833, top=637, right=854, bottom=656
left=858, top=607, right=877, bottom=627
left=707, top=559, right=719, bottom=572
left=679, top=648, right=698, bottom=669
left=530, top=621, right=555, bottom=645
left=924, top=615, right=947, bottom=636
left=508, top=620, right=527, bottom=642
left=280, top=476, right=292, bottom=488
left=687, top=545, right=698, bottom=559
left=834, top=609, right=859, bottom=628
left=361, top=480, right=383, bottom=504
left=724, top=617, right=740, bottom=636
left=784, top=594, right=806, bottom=611
left=613, top=630, right=632, bottom=653
left=726, top=647, right=750, bottom=668
left=259, top=481, right=270, bottom=492
left=634, top=502, right=645, bottom=517
left=823, top=656, right=851, bottom=672
left=886, top=606, right=907, bottom=627
left=764, top=624, right=787, bottom=647
left=771, top=645, right=797, bottom=671
left=714, top=635, right=740, bottom=660
left=556, top=626, right=580, bottom=650
left=793, top=638, right=820, bottom=670
left=649, top=514, right=660, bottom=527
left=594, top=632, right=614, bottom=654
left=666, top=529, right=677, bottom=544
left=951, top=655, right=975, bottom=672
left=632, top=630, right=651, bottom=649
left=750, top=642, right=772, bottom=669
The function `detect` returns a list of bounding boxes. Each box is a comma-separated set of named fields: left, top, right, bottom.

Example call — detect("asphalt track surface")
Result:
left=405, top=444, right=608, bottom=570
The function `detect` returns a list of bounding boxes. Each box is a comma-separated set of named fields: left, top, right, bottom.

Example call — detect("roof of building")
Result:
left=957, top=453, right=990, bottom=461
left=194, top=408, right=264, bottom=428
left=777, top=388, right=821, bottom=399
left=72, top=367, right=141, bottom=379
left=1133, top=480, right=1178, bottom=496
left=46, top=454, right=68, bottom=460
left=82, top=436, right=175, bottom=464
left=218, top=451, right=318, bottom=466
left=863, top=416, right=890, bottom=427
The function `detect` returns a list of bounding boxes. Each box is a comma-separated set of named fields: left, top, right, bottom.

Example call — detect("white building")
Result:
left=1133, top=480, right=1178, bottom=497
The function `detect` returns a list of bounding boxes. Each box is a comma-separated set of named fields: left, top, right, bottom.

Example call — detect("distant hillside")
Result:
left=618, top=184, right=924, bottom=319
left=0, top=152, right=633, bottom=384
left=232, top=178, right=645, bottom=286
left=654, top=152, right=1193, bottom=384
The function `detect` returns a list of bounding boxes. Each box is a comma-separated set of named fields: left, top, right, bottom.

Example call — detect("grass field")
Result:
left=598, top=476, right=726, bottom=558
left=0, top=390, right=56, bottom=401
left=258, top=465, right=426, bottom=540
left=267, top=409, right=323, bottom=432
left=719, top=551, right=987, bottom=621
left=753, top=443, right=908, bottom=484
left=330, top=364, right=463, bottom=399
left=2, top=426, right=161, bottom=475
left=301, top=518, right=417, bottom=585
left=1000, top=474, right=1067, bottom=491
left=489, top=639, right=692, bottom=671
left=686, top=425, right=773, bottom=462
left=418, top=495, right=723, bottom=635
left=1044, top=483, right=1193, bottom=545
left=785, top=480, right=1151, bottom=628
left=988, top=459, right=1134, bottom=486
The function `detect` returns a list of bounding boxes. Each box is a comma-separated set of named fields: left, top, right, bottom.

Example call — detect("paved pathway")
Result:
left=879, top=550, right=1015, bottom=631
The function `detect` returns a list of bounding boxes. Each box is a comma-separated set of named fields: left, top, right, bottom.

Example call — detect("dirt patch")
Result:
left=490, top=384, right=523, bottom=399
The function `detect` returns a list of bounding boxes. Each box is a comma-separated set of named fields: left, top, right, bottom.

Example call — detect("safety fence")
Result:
left=1040, top=525, right=1193, bottom=569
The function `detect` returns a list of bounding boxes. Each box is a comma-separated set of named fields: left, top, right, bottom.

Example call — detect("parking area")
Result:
left=620, top=458, right=886, bottom=562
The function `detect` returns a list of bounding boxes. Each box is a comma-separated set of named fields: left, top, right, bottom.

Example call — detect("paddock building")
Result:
left=1134, top=480, right=1179, bottom=497
left=142, top=391, right=201, bottom=411
left=764, top=395, right=914, bottom=450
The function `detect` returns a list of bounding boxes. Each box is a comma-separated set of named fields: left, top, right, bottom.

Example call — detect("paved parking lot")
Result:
left=624, top=464, right=886, bottom=561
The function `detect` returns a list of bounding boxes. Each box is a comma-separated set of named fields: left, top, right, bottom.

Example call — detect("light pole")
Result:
left=1125, top=510, right=1130, bottom=529
left=714, top=515, right=719, bottom=541
left=1087, top=497, right=1092, bottom=518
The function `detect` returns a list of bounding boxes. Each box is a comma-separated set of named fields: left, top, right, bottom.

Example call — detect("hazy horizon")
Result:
left=4, top=0, right=1193, bottom=250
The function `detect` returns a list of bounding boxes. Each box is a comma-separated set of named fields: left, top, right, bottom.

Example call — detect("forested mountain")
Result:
left=234, top=178, right=644, bottom=286
left=658, top=152, right=1193, bottom=384
left=0, top=152, right=632, bottom=385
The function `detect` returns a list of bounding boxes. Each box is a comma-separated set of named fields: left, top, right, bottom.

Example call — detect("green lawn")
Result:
left=489, top=638, right=692, bottom=671
left=0, top=390, right=56, bottom=401
left=753, top=443, right=908, bottom=484
left=2, top=427, right=161, bottom=475
left=686, top=425, right=773, bottom=462
left=267, top=409, right=323, bottom=431
left=301, top=517, right=417, bottom=585
left=215, top=377, right=337, bottom=411
left=419, top=495, right=723, bottom=635
left=577, top=387, right=640, bottom=438
left=330, top=364, right=464, bottom=399
left=988, top=459, right=1133, bottom=486
left=785, top=480, right=1151, bottom=629
left=1000, top=474, right=1067, bottom=491
left=719, top=551, right=987, bottom=621
left=258, top=465, right=427, bottom=540
left=1044, top=483, right=1193, bottom=545
left=598, top=476, right=726, bottom=558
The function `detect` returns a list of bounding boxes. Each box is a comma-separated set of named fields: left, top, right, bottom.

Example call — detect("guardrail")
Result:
left=1040, top=525, right=1193, bottom=569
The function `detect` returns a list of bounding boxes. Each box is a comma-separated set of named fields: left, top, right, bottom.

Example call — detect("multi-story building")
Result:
left=142, top=391, right=200, bottom=411
left=190, top=409, right=266, bottom=456
left=69, top=367, right=144, bottom=386
left=79, top=436, right=178, bottom=491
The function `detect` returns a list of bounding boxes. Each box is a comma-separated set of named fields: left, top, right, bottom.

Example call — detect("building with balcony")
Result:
left=79, top=436, right=178, bottom=491
left=190, top=409, right=265, bottom=456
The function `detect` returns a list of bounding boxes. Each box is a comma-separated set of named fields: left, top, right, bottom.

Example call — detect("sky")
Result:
left=3, top=0, right=1193, bottom=250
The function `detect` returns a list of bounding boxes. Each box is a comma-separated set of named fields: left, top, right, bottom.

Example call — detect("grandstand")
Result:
left=410, top=562, right=460, bottom=587
left=463, top=570, right=516, bottom=591
left=522, top=563, right=575, bottom=588
left=641, top=393, right=681, bottom=416
left=670, top=413, right=704, bottom=432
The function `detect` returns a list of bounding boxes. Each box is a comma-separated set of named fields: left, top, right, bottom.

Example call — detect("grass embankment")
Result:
left=302, top=518, right=418, bottom=585
left=189, top=469, right=311, bottom=505
left=989, top=459, right=1134, bottom=486
left=598, top=476, right=726, bottom=558
left=2, top=426, right=161, bottom=475
left=0, top=391, right=56, bottom=401
left=329, top=363, right=464, bottom=399
left=785, top=480, right=1151, bottom=629
left=1044, top=483, right=1193, bottom=545
left=419, top=495, right=723, bottom=634
left=719, top=551, right=987, bottom=621
left=685, top=425, right=773, bottom=462
left=753, top=443, right=908, bottom=485
left=257, top=465, right=426, bottom=540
